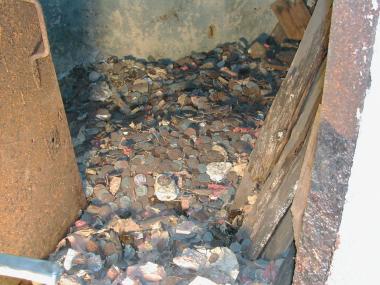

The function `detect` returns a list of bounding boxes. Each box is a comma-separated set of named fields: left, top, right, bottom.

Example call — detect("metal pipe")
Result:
left=0, top=254, right=62, bottom=285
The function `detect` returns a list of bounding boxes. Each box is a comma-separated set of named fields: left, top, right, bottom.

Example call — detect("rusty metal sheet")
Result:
left=293, top=0, right=380, bottom=284
left=0, top=1, right=86, bottom=284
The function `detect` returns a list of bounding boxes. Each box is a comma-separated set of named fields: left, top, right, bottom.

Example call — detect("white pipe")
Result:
left=0, top=254, right=62, bottom=285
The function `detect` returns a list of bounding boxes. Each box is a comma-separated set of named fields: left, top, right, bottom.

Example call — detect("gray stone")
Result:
left=198, top=164, right=207, bottom=174
left=121, top=177, right=134, bottom=191
left=89, top=81, right=112, bottom=102
left=230, top=242, right=242, bottom=253
left=203, top=231, right=214, bottom=243
left=89, top=71, right=101, bottom=82
left=198, top=173, right=211, bottom=183
left=135, top=185, right=148, bottom=197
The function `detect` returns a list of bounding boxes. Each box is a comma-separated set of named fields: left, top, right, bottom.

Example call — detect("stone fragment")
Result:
left=173, top=248, right=207, bottom=271
left=167, top=81, right=188, bottom=92
left=197, top=173, right=211, bottom=183
left=154, top=174, right=179, bottom=201
left=205, top=247, right=239, bottom=282
left=180, top=196, right=191, bottom=210
left=107, top=265, right=120, bottom=281
left=167, top=148, right=182, bottom=160
left=63, top=249, right=103, bottom=272
left=249, top=42, right=267, bottom=59
left=89, top=71, right=101, bottom=82
left=94, top=184, right=114, bottom=203
left=117, top=196, right=132, bottom=210
left=202, top=232, right=214, bottom=243
left=134, top=174, right=147, bottom=186
left=86, top=239, right=100, bottom=253
left=231, top=162, right=248, bottom=177
left=59, top=275, right=84, bottom=285
left=135, top=185, right=148, bottom=197
left=109, top=217, right=141, bottom=234
left=230, top=242, right=242, bottom=253
left=191, top=96, right=210, bottom=110
left=184, top=128, right=197, bottom=138
left=206, top=162, right=232, bottom=182
left=123, top=244, right=136, bottom=260
left=189, top=276, right=217, bottom=285
left=109, top=176, right=121, bottom=195
left=175, top=220, right=198, bottom=236
left=198, top=164, right=207, bottom=174
left=200, top=62, right=214, bottom=69
left=121, top=177, right=134, bottom=191
left=86, top=204, right=112, bottom=219
left=178, top=94, right=191, bottom=106
left=126, top=262, right=166, bottom=282
left=132, top=78, right=149, bottom=93
left=89, top=81, right=112, bottom=102
left=211, top=144, right=228, bottom=160
left=232, top=140, right=253, bottom=154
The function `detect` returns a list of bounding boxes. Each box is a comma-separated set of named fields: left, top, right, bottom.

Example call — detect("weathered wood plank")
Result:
left=291, top=105, right=321, bottom=249
left=272, top=0, right=300, bottom=40
left=237, top=58, right=326, bottom=259
left=262, top=208, right=294, bottom=260
left=271, top=22, right=287, bottom=44
left=271, top=0, right=311, bottom=40
left=232, top=0, right=332, bottom=209
left=239, top=135, right=307, bottom=259
left=290, top=0, right=312, bottom=37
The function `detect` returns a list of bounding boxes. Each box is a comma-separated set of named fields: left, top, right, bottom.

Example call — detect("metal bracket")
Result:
left=21, top=0, right=50, bottom=88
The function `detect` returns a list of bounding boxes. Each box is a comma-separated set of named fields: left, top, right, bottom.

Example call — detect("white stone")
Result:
left=205, top=247, right=239, bottom=281
left=63, top=249, right=79, bottom=271
left=154, top=174, right=179, bottom=201
left=189, top=276, right=218, bottom=285
left=206, top=162, right=232, bottom=182
left=173, top=248, right=207, bottom=271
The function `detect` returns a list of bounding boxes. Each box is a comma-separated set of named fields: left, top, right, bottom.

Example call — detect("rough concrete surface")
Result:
left=39, top=0, right=277, bottom=76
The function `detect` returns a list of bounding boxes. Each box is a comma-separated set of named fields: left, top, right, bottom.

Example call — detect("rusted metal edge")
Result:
left=22, top=0, right=50, bottom=61
left=293, top=0, right=380, bottom=284
left=21, top=0, right=50, bottom=88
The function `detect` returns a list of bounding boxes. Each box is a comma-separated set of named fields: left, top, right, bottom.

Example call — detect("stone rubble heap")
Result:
left=53, top=38, right=297, bottom=285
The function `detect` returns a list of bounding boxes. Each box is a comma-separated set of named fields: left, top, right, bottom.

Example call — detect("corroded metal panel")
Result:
left=293, top=0, right=380, bottom=284
left=0, top=1, right=86, bottom=281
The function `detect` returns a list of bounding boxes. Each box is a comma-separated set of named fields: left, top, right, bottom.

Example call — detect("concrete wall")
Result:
left=39, top=0, right=277, bottom=77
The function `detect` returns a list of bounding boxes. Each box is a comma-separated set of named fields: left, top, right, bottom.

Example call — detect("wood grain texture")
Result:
left=271, top=0, right=311, bottom=40
left=238, top=68, right=323, bottom=259
left=291, top=104, right=321, bottom=250
left=232, top=0, right=332, bottom=210
left=236, top=37, right=329, bottom=260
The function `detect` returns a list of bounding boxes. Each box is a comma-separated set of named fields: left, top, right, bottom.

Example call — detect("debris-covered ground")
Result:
left=52, top=38, right=298, bottom=285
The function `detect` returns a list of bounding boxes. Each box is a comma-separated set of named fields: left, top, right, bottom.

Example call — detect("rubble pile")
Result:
left=53, top=38, right=297, bottom=284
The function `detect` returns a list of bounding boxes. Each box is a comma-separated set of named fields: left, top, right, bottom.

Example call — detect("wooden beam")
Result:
left=291, top=104, right=321, bottom=250
left=237, top=60, right=325, bottom=259
left=271, top=0, right=311, bottom=40
left=232, top=0, right=332, bottom=210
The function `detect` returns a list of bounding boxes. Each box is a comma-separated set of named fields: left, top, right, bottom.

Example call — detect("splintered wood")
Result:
left=234, top=0, right=332, bottom=260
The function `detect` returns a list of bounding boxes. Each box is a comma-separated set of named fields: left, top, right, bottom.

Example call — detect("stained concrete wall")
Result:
left=39, top=0, right=277, bottom=77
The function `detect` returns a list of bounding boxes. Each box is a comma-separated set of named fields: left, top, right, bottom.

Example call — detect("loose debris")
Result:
left=52, top=38, right=298, bottom=284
